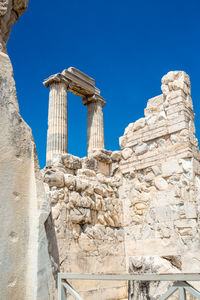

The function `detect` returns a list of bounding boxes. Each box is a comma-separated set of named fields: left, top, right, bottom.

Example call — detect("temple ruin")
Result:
left=42, top=69, right=200, bottom=299
left=44, top=68, right=106, bottom=165
left=1, top=1, right=200, bottom=300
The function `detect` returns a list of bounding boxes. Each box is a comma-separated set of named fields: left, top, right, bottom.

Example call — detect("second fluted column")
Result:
left=83, top=94, right=106, bottom=155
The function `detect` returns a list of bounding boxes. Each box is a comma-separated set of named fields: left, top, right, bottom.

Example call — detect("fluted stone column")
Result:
left=83, top=94, right=106, bottom=155
left=44, top=74, right=69, bottom=165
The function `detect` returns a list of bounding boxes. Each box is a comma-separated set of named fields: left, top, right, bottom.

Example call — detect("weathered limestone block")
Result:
left=77, top=168, right=97, bottom=178
left=63, top=153, right=82, bottom=169
left=44, top=169, right=65, bottom=187
left=134, top=143, right=148, bottom=156
left=132, top=117, right=146, bottom=131
left=64, top=174, right=76, bottom=188
left=161, top=71, right=191, bottom=97
left=122, top=147, right=133, bottom=160
left=144, top=94, right=164, bottom=117
left=111, top=150, right=122, bottom=162
left=90, top=148, right=112, bottom=163
left=81, top=156, right=98, bottom=171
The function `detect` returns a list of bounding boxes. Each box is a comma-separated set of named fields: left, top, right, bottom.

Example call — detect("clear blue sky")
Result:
left=8, top=0, right=200, bottom=168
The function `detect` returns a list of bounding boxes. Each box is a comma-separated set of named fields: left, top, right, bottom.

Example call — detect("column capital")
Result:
left=43, top=73, right=70, bottom=88
left=82, top=94, right=106, bottom=107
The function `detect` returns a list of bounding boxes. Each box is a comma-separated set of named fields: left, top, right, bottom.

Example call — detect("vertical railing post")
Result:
left=58, top=275, right=67, bottom=300
left=58, top=274, right=61, bottom=300
left=61, top=280, right=67, bottom=300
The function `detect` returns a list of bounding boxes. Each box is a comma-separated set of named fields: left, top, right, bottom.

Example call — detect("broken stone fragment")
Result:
left=77, top=168, right=97, bottom=178
left=111, top=150, right=121, bottom=162
left=146, top=114, right=157, bottom=126
left=94, top=184, right=107, bottom=197
left=75, top=178, right=89, bottom=192
left=161, top=71, right=191, bottom=97
left=69, top=191, right=80, bottom=207
left=134, top=143, right=148, bottom=155
left=132, top=117, right=146, bottom=131
left=124, top=122, right=134, bottom=135
left=64, top=174, right=76, bottom=188
left=81, top=157, right=98, bottom=171
left=90, top=148, right=112, bottom=163
left=121, top=148, right=133, bottom=160
left=63, top=153, right=82, bottom=169
left=44, top=170, right=65, bottom=187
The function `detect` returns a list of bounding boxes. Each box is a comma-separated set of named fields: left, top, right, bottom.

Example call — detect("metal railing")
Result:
left=58, top=273, right=200, bottom=300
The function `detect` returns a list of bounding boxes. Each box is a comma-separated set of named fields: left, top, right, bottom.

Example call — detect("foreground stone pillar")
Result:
left=44, top=74, right=69, bottom=165
left=83, top=94, right=106, bottom=155
left=0, top=2, right=56, bottom=299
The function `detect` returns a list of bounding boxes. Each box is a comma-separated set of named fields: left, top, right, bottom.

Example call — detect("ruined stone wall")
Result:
left=44, top=71, right=200, bottom=300
left=119, top=71, right=200, bottom=299
left=43, top=151, right=127, bottom=299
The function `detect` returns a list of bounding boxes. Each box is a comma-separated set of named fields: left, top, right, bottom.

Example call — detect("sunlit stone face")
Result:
left=0, top=0, right=28, bottom=52
left=0, top=0, right=9, bottom=17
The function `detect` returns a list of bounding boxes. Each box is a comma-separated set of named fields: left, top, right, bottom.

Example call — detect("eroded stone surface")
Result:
left=119, top=71, right=200, bottom=299
left=0, top=3, right=55, bottom=299
left=0, top=0, right=28, bottom=53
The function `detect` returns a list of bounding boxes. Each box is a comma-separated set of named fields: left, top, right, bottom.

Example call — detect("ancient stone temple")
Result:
left=43, top=69, right=200, bottom=299
left=44, top=68, right=105, bottom=165
left=1, top=1, right=200, bottom=300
